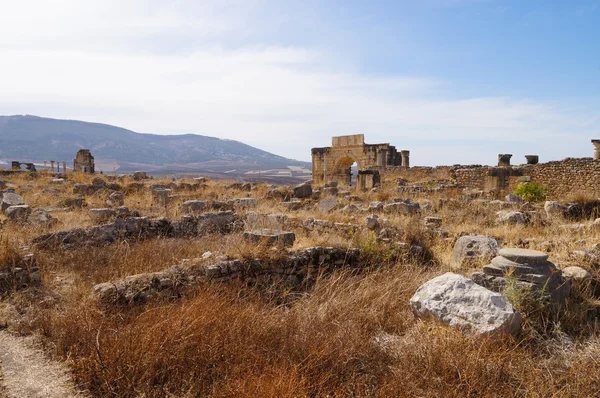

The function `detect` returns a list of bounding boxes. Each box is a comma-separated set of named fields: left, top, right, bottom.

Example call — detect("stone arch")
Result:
left=333, top=155, right=361, bottom=186
left=311, top=134, right=408, bottom=186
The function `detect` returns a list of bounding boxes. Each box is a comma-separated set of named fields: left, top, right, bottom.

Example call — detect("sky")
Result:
left=0, top=0, right=599, bottom=165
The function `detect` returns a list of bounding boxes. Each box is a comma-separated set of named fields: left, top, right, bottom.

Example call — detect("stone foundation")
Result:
left=33, top=212, right=240, bottom=249
left=92, top=247, right=362, bottom=305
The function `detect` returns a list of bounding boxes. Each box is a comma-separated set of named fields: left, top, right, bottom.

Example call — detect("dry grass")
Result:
left=2, top=171, right=600, bottom=396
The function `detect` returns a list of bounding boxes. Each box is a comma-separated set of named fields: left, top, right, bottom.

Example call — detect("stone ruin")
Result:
left=311, top=134, right=409, bottom=188
left=92, top=247, right=362, bottom=305
left=43, top=160, right=67, bottom=172
left=11, top=161, right=36, bottom=172
left=73, top=149, right=95, bottom=174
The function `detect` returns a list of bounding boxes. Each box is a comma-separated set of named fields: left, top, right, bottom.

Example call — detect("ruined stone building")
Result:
left=311, top=134, right=409, bottom=187
left=11, top=161, right=36, bottom=172
left=392, top=140, right=600, bottom=199
left=73, top=149, right=95, bottom=174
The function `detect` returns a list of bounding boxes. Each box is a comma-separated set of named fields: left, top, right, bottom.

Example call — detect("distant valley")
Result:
left=0, top=115, right=311, bottom=182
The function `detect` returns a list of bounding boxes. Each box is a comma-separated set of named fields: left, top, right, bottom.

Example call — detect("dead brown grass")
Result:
left=3, top=172, right=600, bottom=396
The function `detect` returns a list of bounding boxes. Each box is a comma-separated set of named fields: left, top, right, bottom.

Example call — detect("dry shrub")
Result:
left=30, top=268, right=428, bottom=397
left=0, top=237, right=21, bottom=270
left=6, top=170, right=600, bottom=396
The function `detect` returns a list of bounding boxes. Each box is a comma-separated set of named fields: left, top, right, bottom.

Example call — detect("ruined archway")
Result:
left=334, top=156, right=360, bottom=186
left=311, top=134, right=409, bottom=186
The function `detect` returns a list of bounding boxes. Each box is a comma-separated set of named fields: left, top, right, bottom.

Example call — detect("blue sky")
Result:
left=0, top=0, right=598, bottom=165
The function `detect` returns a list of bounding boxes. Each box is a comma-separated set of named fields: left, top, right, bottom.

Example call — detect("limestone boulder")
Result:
left=318, top=196, right=338, bottom=213
left=496, top=211, right=526, bottom=224
left=152, top=189, right=172, bottom=206
left=91, top=177, right=107, bottom=186
left=383, top=200, right=420, bottom=215
left=180, top=200, right=207, bottom=214
left=1, top=192, right=25, bottom=212
left=368, top=201, right=384, bottom=211
left=106, top=192, right=124, bottom=207
left=5, top=205, right=32, bottom=222
left=410, top=272, right=521, bottom=337
left=89, top=208, right=117, bottom=223
left=62, top=197, right=84, bottom=209
left=562, top=266, right=592, bottom=281
left=544, top=201, right=565, bottom=218
left=28, top=209, right=57, bottom=227
left=505, top=193, right=524, bottom=204
left=229, top=198, right=257, bottom=210
left=341, top=204, right=363, bottom=213
left=365, top=215, right=380, bottom=230
left=451, top=235, right=500, bottom=268
left=293, top=182, right=313, bottom=199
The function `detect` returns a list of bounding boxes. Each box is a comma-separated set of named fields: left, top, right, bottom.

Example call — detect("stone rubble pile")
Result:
left=33, top=211, right=240, bottom=249
left=472, top=248, right=571, bottom=303
left=92, top=246, right=361, bottom=305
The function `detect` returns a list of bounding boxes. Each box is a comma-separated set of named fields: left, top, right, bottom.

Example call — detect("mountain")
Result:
left=0, top=115, right=311, bottom=181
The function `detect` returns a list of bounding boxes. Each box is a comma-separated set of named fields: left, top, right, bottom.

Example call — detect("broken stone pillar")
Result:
left=525, top=155, right=539, bottom=165
left=50, top=161, right=55, bottom=172
left=401, top=150, right=410, bottom=168
left=63, top=161, right=67, bottom=172
left=44, top=161, right=47, bottom=170
left=498, top=154, right=512, bottom=167
left=592, top=140, right=600, bottom=160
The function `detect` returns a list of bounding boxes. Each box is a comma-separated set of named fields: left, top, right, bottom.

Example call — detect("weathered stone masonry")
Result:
left=312, top=134, right=409, bottom=186
left=93, top=247, right=362, bottom=305
left=391, top=158, right=600, bottom=199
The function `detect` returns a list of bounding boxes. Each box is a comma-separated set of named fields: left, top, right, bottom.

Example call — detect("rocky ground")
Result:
left=1, top=169, right=600, bottom=396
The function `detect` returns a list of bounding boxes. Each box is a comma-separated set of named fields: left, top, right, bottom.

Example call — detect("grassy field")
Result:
left=1, top=170, right=600, bottom=396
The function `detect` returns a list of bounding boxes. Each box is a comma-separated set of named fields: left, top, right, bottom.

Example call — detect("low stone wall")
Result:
left=244, top=212, right=359, bottom=236
left=383, top=166, right=454, bottom=183
left=516, top=158, right=600, bottom=199
left=33, top=212, right=240, bottom=249
left=392, top=158, right=600, bottom=200
left=93, top=247, right=362, bottom=305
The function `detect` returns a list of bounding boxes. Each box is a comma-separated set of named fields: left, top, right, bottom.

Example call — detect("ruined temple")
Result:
left=11, top=161, right=36, bottom=172
left=73, top=149, right=95, bottom=174
left=311, top=134, right=409, bottom=186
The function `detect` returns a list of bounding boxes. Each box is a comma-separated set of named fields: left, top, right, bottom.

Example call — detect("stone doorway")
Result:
left=334, top=156, right=359, bottom=187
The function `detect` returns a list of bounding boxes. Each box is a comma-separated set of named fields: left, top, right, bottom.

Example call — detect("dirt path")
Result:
left=0, top=331, right=82, bottom=398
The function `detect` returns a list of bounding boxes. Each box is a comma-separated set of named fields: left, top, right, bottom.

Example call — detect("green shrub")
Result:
left=513, top=182, right=547, bottom=202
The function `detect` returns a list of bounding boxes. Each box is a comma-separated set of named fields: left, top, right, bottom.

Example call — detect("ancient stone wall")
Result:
left=389, top=158, right=600, bottom=199
left=385, top=166, right=454, bottom=183
left=33, top=212, right=240, bottom=249
left=514, top=158, right=600, bottom=199
left=93, top=247, right=362, bottom=305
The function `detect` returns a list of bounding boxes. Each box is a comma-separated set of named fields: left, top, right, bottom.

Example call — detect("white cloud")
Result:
left=0, top=0, right=598, bottom=166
